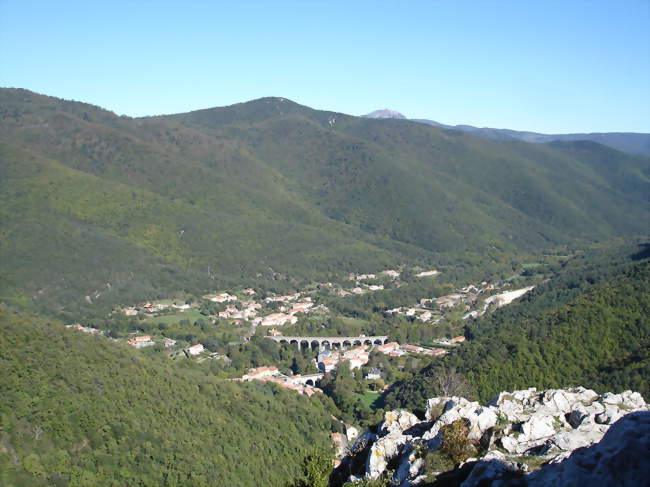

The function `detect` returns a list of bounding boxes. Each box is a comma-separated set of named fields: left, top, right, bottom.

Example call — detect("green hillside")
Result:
left=1, top=88, right=649, bottom=317
left=385, top=244, right=650, bottom=410
left=0, top=311, right=332, bottom=486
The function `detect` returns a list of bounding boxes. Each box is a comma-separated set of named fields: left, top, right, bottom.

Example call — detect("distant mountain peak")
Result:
left=363, top=109, right=406, bottom=119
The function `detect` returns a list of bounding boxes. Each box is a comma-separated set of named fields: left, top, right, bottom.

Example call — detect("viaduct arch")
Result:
left=267, top=335, right=389, bottom=351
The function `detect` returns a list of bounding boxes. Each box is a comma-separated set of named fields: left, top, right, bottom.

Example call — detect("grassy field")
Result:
left=359, top=391, right=381, bottom=410
left=144, top=310, right=205, bottom=325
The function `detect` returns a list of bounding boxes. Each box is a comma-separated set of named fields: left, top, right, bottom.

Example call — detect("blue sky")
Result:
left=1, top=0, right=649, bottom=132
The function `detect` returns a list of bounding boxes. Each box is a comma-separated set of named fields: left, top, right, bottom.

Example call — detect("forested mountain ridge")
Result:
left=386, top=244, right=650, bottom=412
left=0, top=310, right=333, bottom=486
left=413, top=117, right=650, bottom=156
left=1, top=88, right=649, bottom=318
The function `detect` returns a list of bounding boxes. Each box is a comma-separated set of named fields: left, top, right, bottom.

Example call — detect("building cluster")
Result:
left=210, top=293, right=238, bottom=303
left=217, top=300, right=261, bottom=321
left=432, top=335, right=466, bottom=346
left=209, top=290, right=316, bottom=327
left=264, top=292, right=301, bottom=303
left=126, top=335, right=184, bottom=350
left=337, top=268, right=403, bottom=297
left=374, top=341, right=448, bottom=357
left=337, top=284, right=384, bottom=297
left=318, top=346, right=371, bottom=372
left=232, top=366, right=322, bottom=396
left=383, top=278, right=533, bottom=325
left=385, top=305, right=442, bottom=323
left=349, top=269, right=401, bottom=281
left=351, top=273, right=376, bottom=281
left=65, top=324, right=103, bottom=335
left=127, top=335, right=155, bottom=348
left=258, top=312, right=298, bottom=327
left=122, top=300, right=193, bottom=316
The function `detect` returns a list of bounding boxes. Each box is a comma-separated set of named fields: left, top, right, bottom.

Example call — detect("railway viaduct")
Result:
left=266, top=335, right=390, bottom=351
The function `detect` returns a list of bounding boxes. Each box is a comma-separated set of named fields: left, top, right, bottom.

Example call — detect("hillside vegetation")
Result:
left=1, top=89, right=649, bottom=318
left=386, top=244, right=650, bottom=411
left=0, top=311, right=333, bottom=486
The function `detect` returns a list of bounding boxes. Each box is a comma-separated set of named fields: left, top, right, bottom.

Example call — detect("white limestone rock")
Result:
left=366, top=431, right=411, bottom=479
left=379, top=410, right=420, bottom=436
left=521, top=414, right=557, bottom=442
left=552, top=424, right=608, bottom=451
left=346, top=424, right=360, bottom=443
left=348, top=387, right=649, bottom=486
left=482, top=450, right=506, bottom=461
left=422, top=397, right=497, bottom=442
left=620, top=390, right=646, bottom=409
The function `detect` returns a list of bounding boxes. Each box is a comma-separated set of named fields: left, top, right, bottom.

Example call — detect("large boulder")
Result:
left=552, top=424, right=608, bottom=451
left=528, top=411, right=650, bottom=486
left=422, top=397, right=497, bottom=443
left=460, top=459, right=519, bottom=487
left=522, top=414, right=558, bottom=442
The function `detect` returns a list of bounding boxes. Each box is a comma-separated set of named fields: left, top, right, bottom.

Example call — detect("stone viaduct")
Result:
left=267, top=335, right=390, bottom=351
left=287, top=373, right=324, bottom=387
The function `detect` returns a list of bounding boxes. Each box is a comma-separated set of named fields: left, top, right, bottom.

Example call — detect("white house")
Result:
left=186, top=344, right=205, bottom=356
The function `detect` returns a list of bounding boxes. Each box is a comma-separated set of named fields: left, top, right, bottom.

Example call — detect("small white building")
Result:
left=366, top=368, right=382, bottom=380
left=210, top=293, right=238, bottom=303
left=416, top=270, right=439, bottom=277
left=186, top=344, right=205, bottom=356
left=382, top=270, right=400, bottom=278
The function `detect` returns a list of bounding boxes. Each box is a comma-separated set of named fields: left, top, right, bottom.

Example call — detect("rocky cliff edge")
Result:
left=340, top=387, right=649, bottom=486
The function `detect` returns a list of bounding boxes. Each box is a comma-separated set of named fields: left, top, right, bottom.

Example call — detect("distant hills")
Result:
left=414, top=119, right=650, bottom=157
left=1, top=88, right=649, bottom=317
left=362, top=108, right=650, bottom=156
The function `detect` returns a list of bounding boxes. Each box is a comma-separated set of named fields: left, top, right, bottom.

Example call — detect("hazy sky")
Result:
left=1, top=0, right=649, bottom=132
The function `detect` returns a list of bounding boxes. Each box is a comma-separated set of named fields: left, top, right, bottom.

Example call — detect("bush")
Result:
left=441, top=419, right=477, bottom=464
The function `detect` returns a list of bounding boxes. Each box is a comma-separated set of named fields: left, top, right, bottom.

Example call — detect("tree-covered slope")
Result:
left=168, top=99, right=650, bottom=250
left=1, top=88, right=649, bottom=317
left=386, top=244, right=650, bottom=410
left=0, top=310, right=332, bottom=486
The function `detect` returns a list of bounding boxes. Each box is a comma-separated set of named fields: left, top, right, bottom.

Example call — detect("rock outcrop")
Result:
left=526, top=411, right=650, bottom=486
left=340, top=387, right=649, bottom=486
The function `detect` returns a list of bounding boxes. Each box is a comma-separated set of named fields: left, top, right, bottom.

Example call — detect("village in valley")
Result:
left=66, top=264, right=539, bottom=402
